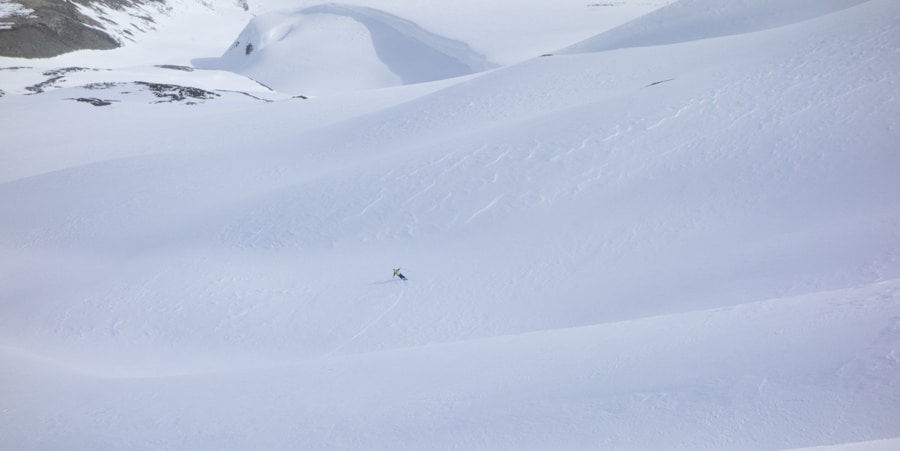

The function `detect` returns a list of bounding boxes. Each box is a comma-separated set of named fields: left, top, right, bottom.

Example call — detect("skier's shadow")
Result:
left=370, top=279, right=405, bottom=285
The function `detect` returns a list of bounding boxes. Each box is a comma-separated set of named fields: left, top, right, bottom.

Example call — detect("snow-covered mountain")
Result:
left=1, top=0, right=899, bottom=449
left=0, top=0, right=250, bottom=58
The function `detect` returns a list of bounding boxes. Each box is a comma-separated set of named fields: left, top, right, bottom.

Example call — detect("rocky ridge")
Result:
left=1, top=0, right=177, bottom=58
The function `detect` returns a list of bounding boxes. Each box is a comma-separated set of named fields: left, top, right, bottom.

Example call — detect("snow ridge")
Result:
left=561, top=0, right=872, bottom=54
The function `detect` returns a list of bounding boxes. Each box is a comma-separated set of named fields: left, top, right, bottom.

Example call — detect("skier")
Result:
left=393, top=268, right=407, bottom=281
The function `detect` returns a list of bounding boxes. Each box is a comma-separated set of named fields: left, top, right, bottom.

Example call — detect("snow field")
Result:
left=1, top=0, right=899, bottom=449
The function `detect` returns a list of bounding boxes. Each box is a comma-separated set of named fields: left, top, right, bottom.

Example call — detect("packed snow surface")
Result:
left=1, top=0, right=899, bottom=449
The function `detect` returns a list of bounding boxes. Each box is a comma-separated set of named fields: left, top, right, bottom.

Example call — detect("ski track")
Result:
left=327, top=284, right=407, bottom=356
left=464, top=194, right=504, bottom=224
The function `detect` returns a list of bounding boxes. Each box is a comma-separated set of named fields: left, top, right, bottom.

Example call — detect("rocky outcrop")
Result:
left=0, top=0, right=161, bottom=58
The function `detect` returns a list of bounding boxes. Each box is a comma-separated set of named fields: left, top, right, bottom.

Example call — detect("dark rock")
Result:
left=134, top=81, right=220, bottom=103
left=155, top=64, right=194, bottom=72
left=26, top=67, right=103, bottom=93
left=71, top=97, right=116, bottom=106
left=0, top=0, right=165, bottom=58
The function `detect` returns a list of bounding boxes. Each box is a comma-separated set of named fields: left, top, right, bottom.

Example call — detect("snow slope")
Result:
left=561, top=0, right=873, bottom=53
left=1, top=0, right=900, bottom=449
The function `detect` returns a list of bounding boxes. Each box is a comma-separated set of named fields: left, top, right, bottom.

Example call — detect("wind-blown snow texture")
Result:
left=1, top=0, right=899, bottom=449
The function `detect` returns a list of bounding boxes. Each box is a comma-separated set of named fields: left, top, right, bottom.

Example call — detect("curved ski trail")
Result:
left=327, top=284, right=406, bottom=356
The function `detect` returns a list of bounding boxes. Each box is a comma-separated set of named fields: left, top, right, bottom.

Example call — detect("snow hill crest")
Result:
left=560, top=0, right=873, bottom=54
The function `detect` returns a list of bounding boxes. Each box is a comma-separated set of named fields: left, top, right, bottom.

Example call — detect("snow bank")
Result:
left=195, top=4, right=496, bottom=95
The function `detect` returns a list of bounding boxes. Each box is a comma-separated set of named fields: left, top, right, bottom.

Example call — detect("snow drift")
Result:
left=195, top=3, right=496, bottom=94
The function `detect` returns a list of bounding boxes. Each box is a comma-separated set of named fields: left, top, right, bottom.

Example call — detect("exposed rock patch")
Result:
left=155, top=64, right=194, bottom=72
left=71, top=96, right=116, bottom=106
left=25, top=67, right=105, bottom=93
left=0, top=0, right=165, bottom=58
